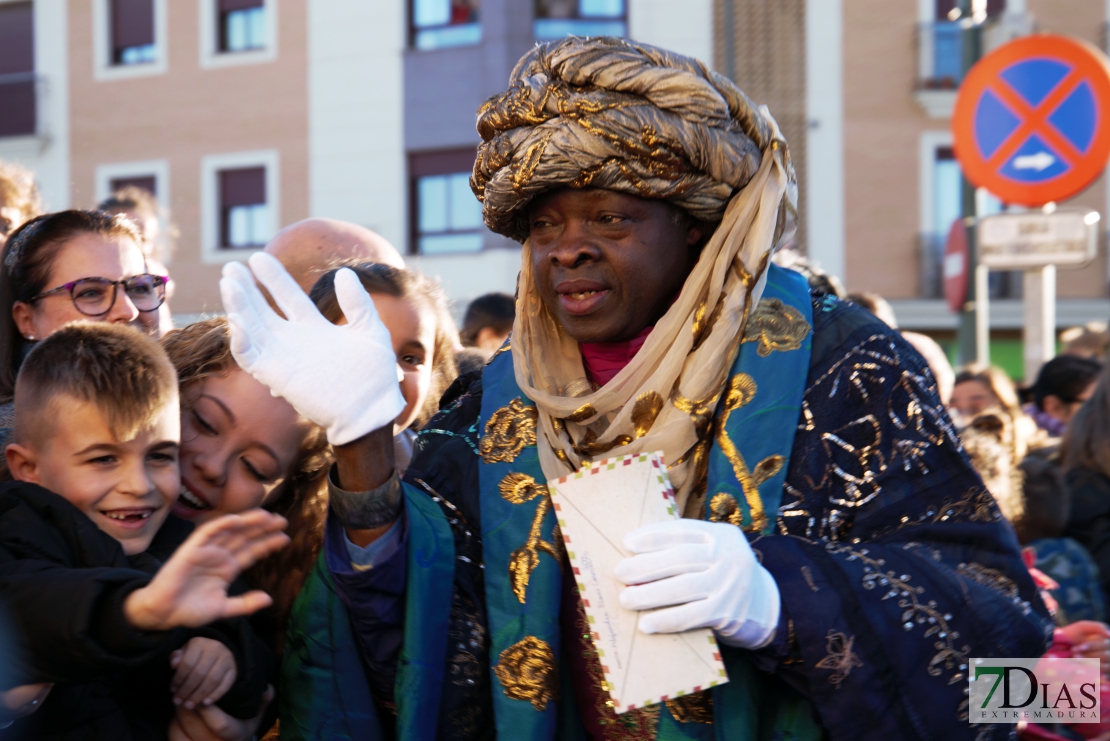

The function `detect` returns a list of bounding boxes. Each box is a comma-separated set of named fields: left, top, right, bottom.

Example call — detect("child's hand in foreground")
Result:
left=170, top=637, right=237, bottom=710
left=124, top=510, right=289, bottom=632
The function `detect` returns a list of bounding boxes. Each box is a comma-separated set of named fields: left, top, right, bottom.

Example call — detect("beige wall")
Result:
left=67, top=0, right=310, bottom=314
left=843, top=0, right=937, bottom=299
left=842, top=0, right=1108, bottom=300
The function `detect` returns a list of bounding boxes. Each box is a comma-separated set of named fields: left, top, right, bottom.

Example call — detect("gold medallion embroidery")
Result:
left=480, top=398, right=538, bottom=463
left=500, top=473, right=562, bottom=604
left=493, top=636, right=557, bottom=711
left=742, top=297, right=811, bottom=357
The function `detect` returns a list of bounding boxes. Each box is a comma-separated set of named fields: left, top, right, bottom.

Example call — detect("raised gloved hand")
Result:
left=614, top=518, right=780, bottom=649
left=219, top=252, right=405, bottom=446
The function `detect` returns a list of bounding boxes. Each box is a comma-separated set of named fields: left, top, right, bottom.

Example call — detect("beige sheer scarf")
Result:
left=512, top=109, right=792, bottom=516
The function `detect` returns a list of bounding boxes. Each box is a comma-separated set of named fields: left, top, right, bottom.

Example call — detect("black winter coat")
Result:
left=0, top=482, right=271, bottom=741
left=1063, top=466, right=1110, bottom=601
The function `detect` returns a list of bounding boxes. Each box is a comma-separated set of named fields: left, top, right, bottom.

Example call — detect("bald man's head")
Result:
left=264, top=218, right=405, bottom=293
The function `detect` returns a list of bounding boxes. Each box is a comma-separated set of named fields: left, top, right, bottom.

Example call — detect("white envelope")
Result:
left=548, top=451, right=729, bottom=714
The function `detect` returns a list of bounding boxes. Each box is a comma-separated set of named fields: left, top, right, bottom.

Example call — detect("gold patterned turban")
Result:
left=471, top=36, right=796, bottom=243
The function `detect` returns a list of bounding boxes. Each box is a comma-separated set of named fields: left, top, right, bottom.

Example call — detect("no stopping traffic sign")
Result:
left=952, top=35, right=1110, bottom=206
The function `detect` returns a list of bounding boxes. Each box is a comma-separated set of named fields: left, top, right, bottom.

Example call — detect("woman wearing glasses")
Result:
left=0, top=210, right=168, bottom=412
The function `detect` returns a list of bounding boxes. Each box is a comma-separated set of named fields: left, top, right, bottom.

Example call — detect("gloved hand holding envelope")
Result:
left=548, top=452, right=729, bottom=714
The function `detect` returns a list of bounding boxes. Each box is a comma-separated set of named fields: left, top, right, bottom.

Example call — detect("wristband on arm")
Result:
left=327, top=465, right=403, bottom=530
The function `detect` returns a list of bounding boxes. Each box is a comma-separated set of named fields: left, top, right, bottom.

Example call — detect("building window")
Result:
left=535, top=0, right=626, bottom=41
left=410, top=150, right=485, bottom=255
left=200, top=151, right=279, bottom=263
left=96, top=160, right=170, bottom=209
left=411, top=0, right=481, bottom=51
left=111, top=0, right=156, bottom=65
left=110, top=175, right=157, bottom=196
left=219, top=167, right=269, bottom=248
left=918, top=0, right=1005, bottom=89
left=219, top=0, right=266, bottom=53
left=0, top=3, right=35, bottom=139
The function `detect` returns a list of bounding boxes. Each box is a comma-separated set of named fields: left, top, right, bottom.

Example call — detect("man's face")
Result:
left=8, top=395, right=181, bottom=555
left=528, top=188, right=702, bottom=343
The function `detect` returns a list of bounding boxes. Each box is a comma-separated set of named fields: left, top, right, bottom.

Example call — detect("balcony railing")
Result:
left=915, top=21, right=966, bottom=90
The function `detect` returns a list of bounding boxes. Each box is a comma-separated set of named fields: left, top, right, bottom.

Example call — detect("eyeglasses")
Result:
left=29, top=274, right=168, bottom=316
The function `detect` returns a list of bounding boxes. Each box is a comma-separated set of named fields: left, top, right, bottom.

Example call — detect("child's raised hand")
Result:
left=170, top=637, right=237, bottom=710
left=124, top=510, right=289, bottom=632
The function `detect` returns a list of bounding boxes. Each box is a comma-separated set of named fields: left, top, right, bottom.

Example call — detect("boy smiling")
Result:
left=0, top=323, right=286, bottom=739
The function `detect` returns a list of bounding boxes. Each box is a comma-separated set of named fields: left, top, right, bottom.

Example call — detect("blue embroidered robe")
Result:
left=279, top=268, right=1052, bottom=741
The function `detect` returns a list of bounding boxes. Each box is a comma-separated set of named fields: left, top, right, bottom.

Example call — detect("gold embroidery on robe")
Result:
left=499, top=473, right=561, bottom=603
left=814, top=630, right=864, bottom=687
left=574, top=592, right=661, bottom=739
left=712, top=373, right=785, bottom=533
left=493, top=636, right=558, bottom=711
left=480, top=398, right=538, bottom=463
left=665, top=692, right=714, bottom=723
left=742, top=297, right=811, bottom=357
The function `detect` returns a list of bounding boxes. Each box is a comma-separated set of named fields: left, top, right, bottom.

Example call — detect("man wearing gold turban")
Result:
left=222, top=37, right=1050, bottom=741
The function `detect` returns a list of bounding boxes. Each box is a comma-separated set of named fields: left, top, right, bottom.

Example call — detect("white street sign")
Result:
left=976, top=209, right=1099, bottom=269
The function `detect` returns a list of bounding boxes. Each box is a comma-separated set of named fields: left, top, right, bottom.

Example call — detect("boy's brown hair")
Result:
left=13, top=323, right=177, bottom=447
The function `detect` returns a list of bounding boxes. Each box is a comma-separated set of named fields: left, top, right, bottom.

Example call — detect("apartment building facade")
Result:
left=0, top=0, right=710, bottom=317
left=0, top=0, right=1107, bottom=347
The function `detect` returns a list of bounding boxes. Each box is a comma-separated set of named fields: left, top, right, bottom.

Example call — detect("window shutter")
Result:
left=219, top=0, right=264, bottom=12
left=112, top=0, right=155, bottom=51
left=0, top=3, right=33, bottom=75
left=0, top=3, right=34, bottom=137
left=220, top=167, right=266, bottom=207
left=110, top=176, right=157, bottom=196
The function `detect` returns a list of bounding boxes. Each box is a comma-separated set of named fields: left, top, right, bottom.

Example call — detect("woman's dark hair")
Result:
left=1030, top=355, right=1102, bottom=411
left=310, top=262, right=459, bottom=429
left=0, top=210, right=140, bottom=402
left=1062, top=362, right=1110, bottom=480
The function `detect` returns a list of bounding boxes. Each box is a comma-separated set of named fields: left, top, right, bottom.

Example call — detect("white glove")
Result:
left=614, top=518, right=780, bottom=649
left=219, top=252, right=406, bottom=446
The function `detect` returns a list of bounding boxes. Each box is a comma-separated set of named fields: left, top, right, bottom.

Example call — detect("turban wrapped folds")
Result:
left=471, top=36, right=796, bottom=244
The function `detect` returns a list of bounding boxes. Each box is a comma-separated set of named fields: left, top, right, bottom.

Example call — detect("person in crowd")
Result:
left=158, top=260, right=459, bottom=741
left=845, top=290, right=955, bottom=403
left=460, top=292, right=515, bottom=360
left=1060, top=321, right=1110, bottom=360
left=1062, top=362, right=1110, bottom=604
left=0, top=211, right=168, bottom=439
left=309, top=262, right=459, bottom=459
left=950, top=364, right=1044, bottom=460
left=223, top=37, right=1050, bottom=740
left=263, top=218, right=405, bottom=294
left=0, top=162, right=41, bottom=249
left=1024, top=355, right=1101, bottom=438
left=960, top=408, right=1106, bottom=626
left=0, top=323, right=286, bottom=739
left=771, top=247, right=845, bottom=297
left=98, top=187, right=178, bottom=337
left=845, top=291, right=897, bottom=328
